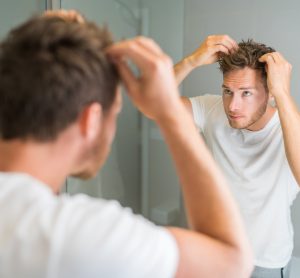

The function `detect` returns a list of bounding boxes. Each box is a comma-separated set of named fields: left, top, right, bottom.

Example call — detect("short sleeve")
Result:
left=189, top=94, right=222, bottom=132
left=50, top=194, right=179, bottom=278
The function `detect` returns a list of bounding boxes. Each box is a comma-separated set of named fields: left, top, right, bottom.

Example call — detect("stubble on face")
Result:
left=222, top=67, right=271, bottom=130
left=227, top=95, right=268, bottom=129
left=72, top=91, right=121, bottom=180
left=71, top=129, right=105, bottom=180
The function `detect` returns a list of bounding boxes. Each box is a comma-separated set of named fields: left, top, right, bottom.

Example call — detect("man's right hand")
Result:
left=107, top=37, right=182, bottom=123
left=186, top=35, right=238, bottom=68
left=174, top=35, right=237, bottom=86
left=43, top=9, right=85, bottom=23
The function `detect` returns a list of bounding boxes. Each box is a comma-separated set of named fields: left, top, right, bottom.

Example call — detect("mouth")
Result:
left=228, top=115, right=244, bottom=120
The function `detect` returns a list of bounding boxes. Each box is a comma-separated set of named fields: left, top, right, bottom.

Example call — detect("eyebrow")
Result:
left=222, top=85, right=255, bottom=90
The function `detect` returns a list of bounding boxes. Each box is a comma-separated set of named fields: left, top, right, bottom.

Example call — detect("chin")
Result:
left=228, top=120, right=247, bottom=129
left=70, top=167, right=98, bottom=180
left=69, top=142, right=110, bottom=180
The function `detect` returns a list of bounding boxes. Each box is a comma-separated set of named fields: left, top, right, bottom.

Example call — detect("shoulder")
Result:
left=189, top=94, right=223, bottom=118
left=1, top=187, right=178, bottom=277
left=189, top=94, right=222, bottom=108
left=54, top=194, right=179, bottom=277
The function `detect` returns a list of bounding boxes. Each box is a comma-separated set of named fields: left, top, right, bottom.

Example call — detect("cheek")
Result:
left=104, top=116, right=117, bottom=145
left=248, top=95, right=266, bottom=109
left=108, top=123, right=116, bottom=145
left=222, top=96, right=229, bottom=111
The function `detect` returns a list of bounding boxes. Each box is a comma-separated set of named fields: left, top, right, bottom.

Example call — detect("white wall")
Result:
left=182, top=0, right=300, bottom=270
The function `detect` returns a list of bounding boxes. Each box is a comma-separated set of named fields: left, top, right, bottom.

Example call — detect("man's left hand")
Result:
left=259, top=52, right=292, bottom=99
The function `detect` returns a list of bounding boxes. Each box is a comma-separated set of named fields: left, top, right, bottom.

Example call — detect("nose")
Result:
left=229, top=95, right=242, bottom=112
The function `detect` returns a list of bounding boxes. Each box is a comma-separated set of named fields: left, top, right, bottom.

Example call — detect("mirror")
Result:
left=59, top=0, right=300, bottom=275
left=0, top=0, right=44, bottom=39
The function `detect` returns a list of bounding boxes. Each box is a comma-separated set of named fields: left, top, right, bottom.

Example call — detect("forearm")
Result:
left=174, top=57, right=195, bottom=86
left=157, top=103, right=247, bottom=249
left=275, top=93, right=300, bottom=185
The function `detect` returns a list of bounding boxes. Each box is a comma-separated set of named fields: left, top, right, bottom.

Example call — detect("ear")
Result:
left=78, top=103, right=103, bottom=142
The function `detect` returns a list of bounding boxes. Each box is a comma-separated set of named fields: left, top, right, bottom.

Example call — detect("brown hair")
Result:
left=218, top=39, right=275, bottom=84
left=0, top=15, right=119, bottom=141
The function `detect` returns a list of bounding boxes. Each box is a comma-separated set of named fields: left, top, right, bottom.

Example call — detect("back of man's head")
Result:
left=218, top=39, right=275, bottom=85
left=0, top=14, right=119, bottom=141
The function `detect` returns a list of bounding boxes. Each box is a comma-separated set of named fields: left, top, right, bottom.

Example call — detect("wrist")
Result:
left=272, top=89, right=290, bottom=102
left=273, top=91, right=294, bottom=110
left=185, top=55, right=203, bottom=69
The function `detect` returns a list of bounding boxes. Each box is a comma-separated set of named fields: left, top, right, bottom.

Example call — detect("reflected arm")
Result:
left=180, top=96, right=193, bottom=117
left=259, top=52, right=300, bottom=186
left=275, top=94, right=300, bottom=186
left=174, top=57, right=196, bottom=85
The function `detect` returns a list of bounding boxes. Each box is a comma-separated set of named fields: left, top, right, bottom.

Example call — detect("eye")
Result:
left=243, top=91, right=252, bottom=97
left=223, top=89, right=232, bottom=96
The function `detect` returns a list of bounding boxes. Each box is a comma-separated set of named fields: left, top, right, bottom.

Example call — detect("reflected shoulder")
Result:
left=181, top=96, right=193, bottom=117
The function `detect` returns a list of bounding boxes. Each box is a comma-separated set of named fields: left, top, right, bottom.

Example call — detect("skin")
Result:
left=43, top=9, right=85, bottom=23
left=222, top=67, right=276, bottom=131
left=174, top=35, right=238, bottom=85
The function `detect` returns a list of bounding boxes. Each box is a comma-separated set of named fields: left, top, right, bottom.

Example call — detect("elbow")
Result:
left=238, top=251, right=254, bottom=278
left=227, top=244, right=254, bottom=278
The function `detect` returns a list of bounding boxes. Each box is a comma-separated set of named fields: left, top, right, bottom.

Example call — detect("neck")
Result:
left=0, top=137, right=77, bottom=193
left=246, top=105, right=277, bottom=131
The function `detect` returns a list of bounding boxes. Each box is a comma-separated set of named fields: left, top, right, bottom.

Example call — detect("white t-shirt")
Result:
left=0, top=172, right=179, bottom=278
left=190, top=94, right=299, bottom=268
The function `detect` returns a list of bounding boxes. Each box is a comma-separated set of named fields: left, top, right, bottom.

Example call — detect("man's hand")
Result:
left=259, top=52, right=292, bottom=99
left=107, top=37, right=182, bottom=122
left=43, top=9, right=85, bottom=23
left=174, top=35, right=237, bottom=85
left=185, top=35, right=238, bottom=68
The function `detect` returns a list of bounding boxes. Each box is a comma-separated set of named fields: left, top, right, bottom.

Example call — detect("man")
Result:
left=175, top=35, right=300, bottom=277
left=0, top=12, right=252, bottom=278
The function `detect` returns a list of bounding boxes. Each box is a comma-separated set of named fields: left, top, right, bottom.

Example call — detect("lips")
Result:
left=228, top=115, right=243, bottom=120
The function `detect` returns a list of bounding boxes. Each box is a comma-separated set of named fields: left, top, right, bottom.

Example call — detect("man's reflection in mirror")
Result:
left=175, top=35, right=300, bottom=278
